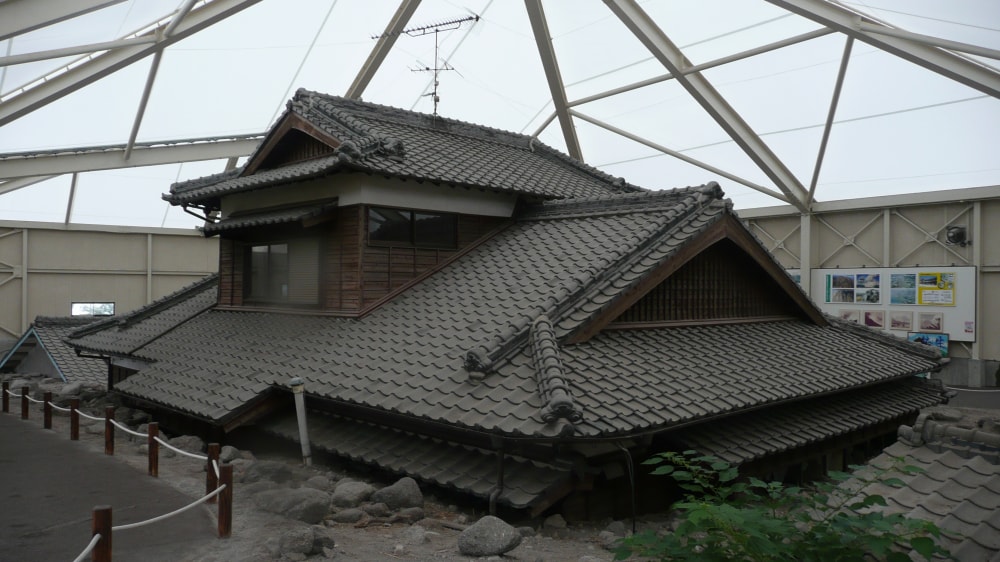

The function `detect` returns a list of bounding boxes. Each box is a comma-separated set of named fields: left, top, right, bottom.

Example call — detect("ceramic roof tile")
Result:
left=0, top=316, right=108, bottom=386
left=674, top=379, right=945, bottom=464
left=848, top=420, right=1000, bottom=561
left=168, top=91, right=641, bottom=206
left=259, top=411, right=571, bottom=509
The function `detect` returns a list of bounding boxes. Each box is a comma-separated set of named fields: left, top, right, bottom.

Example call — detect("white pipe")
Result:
left=289, top=377, right=312, bottom=467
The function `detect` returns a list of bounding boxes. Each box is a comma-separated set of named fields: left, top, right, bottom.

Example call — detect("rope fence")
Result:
left=1, top=380, right=233, bottom=560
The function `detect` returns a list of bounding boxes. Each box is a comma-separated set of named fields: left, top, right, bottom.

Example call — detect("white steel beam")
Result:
left=604, top=0, right=811, bottom=212
left=569, top=28, right=835, bottom=108
left=571, top=109, right=791, bottom=203
left=0, top=37, right=157, bottom=68
left=0, top=0, right=263, bottom=127
left=0, top=136, right=261, bottom=180
left=524, top=0, right=583, bottom=160
left=124, top=50, right=164, bottom=161
left=858, top=22, right=1000, bottom=62
left=807, top=37, right=853, bottom=206
left=65, top=173, right=78, bottom=224
left=345, top=0, right=421, bottom=99
left=0, top=175, right=58, bottom=195
left=0, top=0, right=127, bottom=42
left=766, top=0, right=1000, bottom=98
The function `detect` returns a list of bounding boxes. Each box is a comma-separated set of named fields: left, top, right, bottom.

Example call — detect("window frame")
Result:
left=71, top=302, right=115, bottom=316
left=367, top=206, right=458, bottom=249
left=242, top=236, right=321, bottom=307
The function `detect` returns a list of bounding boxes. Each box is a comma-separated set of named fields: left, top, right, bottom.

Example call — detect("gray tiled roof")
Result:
left=201, top=202, right=337, bottom=235
left=0, top=317, right=107, bottom=386
left=68, top=274, right=218, bottom=358
left=850, top=413, right=1000, bottom=561
left=260, top=411, right=572, bottom=509
left=101, top=187, right=940, bottom=443
left=679, top=378, right=948, bottom=464
left=166, top=90, right=642, bottom=206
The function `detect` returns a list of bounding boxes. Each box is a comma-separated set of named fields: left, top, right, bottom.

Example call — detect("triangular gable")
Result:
left=242, top=113, right=341, bottom=176
left=566, top=213, right=826, bottom=343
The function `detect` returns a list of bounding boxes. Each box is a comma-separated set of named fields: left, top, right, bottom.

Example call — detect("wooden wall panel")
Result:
left=615, top=240, right=800, bottom=324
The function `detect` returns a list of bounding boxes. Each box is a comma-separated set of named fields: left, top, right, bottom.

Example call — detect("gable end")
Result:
left=566, top=214, right=826, bottom=343
left=244, top=114, right=342, bottom=175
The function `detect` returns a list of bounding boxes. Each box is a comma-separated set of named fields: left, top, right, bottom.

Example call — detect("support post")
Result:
left=43, top=392, right=52, bottom=429
left=104, top=407, right=115, bottom=455
left=70, top=398, right=80, bottom=441
left=289, top=377, right=312, bottom=466
left=20, top=387, right=28, bottom=419
left=2, top=381, right=8, bottom=412
left=147, top=422, right=159, bottom=477
left=206, top=443, right=220, bottom=503
left=92, top=505, right=112, bottom=562
left=218, top=464, right=233, bottom=538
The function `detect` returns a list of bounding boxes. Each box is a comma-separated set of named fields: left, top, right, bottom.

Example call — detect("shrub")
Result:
left=614, top=450, right=952, bottom=562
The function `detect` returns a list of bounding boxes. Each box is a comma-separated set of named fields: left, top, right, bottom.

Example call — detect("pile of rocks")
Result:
left=2, top=374, right=629, bottom=560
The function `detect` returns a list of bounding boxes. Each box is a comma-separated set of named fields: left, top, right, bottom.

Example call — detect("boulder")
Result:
left=362, top=502, right=391, bottom=517
left=457, top=516, right=522, bottom=557
left=393, top=507, right=425, bottom=523
left=371, top=476, right=423, bottom=510
left=58, top=382, right=83, bottom=397
left=544, top=513, right=568, bottom=530
left=303, top=475, right=333, bottom=492
left=254, top=488, right=331, bottom=524
left=331, top=480, right=374, bottom=508
left=311, top=525, right=336, bottom=553
left=278, top=526, right=315, bottom=556
left=242, top=460, right=294, bottom=484
left=219, top=445, right=241, bottom=463
left=168, top=435, right=205, bottom=454
left=328, top=508, right=365, bottom=523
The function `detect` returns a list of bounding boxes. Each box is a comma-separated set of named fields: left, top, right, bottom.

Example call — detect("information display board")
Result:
left=806, top=266, right=976, bottom=343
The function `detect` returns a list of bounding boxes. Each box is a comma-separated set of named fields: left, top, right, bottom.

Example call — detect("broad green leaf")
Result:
left=910, top=536, right=935, bottom=559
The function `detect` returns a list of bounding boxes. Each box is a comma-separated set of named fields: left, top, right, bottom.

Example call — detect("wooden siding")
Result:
left=614, top=239, right=800, bottom=324
left=217, top=206, right=506, bottom=312
left=256, top=129, right=336, bottom=171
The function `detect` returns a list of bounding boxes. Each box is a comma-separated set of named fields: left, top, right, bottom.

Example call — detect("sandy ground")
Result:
left=13, top=404, right=622, bottom=562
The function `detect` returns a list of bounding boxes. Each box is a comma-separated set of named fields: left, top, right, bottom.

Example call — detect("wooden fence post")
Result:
left=20, top=387, right=28, bottom=420
left=104, top=407, right=115, bottom=456
left=147, top=422, right=159, bottom=477
left=218, top=463, right=233, bottom=538
left=1, top=381, right=8, bottom=413
left=206, top=443, right=220, bottom=503
left=43, top=392, right=52, bottom=429
left=92, top=505, right=112, bottom=562
left=70, top=399, right=80, bottom=441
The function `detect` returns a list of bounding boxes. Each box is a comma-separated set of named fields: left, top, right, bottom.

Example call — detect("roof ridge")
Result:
left=530, top=314, right=582, bottom=426
left=519, top=182, right=722, bottom=220
left=33, top=315, right=106, bottom=327
left=463, top=186, right=723, bottom=376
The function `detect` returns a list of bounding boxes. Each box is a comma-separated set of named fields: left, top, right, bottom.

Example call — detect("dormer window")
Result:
left=368, top=207, right=457, bottom=249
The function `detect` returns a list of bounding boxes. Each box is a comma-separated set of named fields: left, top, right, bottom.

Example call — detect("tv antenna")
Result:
left=374, top=15, right=479, bottom=115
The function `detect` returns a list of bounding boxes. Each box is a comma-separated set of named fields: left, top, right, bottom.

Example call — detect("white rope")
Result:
left=71, top=533, right=102, bottom=562
left=50, top=403, right=71, bottom=413
left=154, top=435, right=208, bottom=461
left=109, top=418, right=146, bottom=438
left=212, top=459, right=220, bottom=479
left=3, top=388, right=15, bottom=397
left=76, top=410, right=104, bottom=422
left=111, top=484, right=226, bottom=532
left=24, top=394, right=42, bottom=403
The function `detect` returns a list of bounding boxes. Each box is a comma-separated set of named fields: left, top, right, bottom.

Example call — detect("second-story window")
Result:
left=368, top=207, right=457, bottom=248
left=246, top=239, right=319, bottom=305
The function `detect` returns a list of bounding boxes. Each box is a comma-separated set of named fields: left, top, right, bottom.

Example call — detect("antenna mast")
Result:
left=374, top=15, right=479, bottom=115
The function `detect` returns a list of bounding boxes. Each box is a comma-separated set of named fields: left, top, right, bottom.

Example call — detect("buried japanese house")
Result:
left=66, top=90, right=949, bottom=518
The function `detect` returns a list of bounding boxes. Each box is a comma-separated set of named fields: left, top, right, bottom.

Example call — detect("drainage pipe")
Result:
left=289, top=377, right=312, bottom=467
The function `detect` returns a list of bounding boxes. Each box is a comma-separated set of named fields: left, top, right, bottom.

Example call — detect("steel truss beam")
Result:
left=0, top=0, right=126, bottom=42
left=604, top=0, right=812, bottom=212
left=766, top=0, right=1000, bottom=98
left=345, top=0, right=422, bottom=99
left=0, top=136, right=262, bottom=182
left=525, top=0, right=583, bottom=160
left=0, top=0, right=263, bottom=127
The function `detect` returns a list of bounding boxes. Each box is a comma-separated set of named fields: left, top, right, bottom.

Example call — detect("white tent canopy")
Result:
left=1, top=0, right=997, bottom=227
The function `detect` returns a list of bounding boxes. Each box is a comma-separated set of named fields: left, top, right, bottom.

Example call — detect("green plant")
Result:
left=614, top=450, right=953, bottom=562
